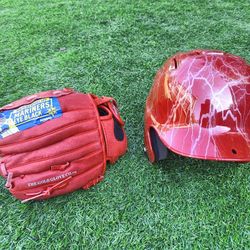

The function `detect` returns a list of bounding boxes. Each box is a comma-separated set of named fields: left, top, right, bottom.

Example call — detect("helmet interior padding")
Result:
left=150, top=128, right=168, bottom=161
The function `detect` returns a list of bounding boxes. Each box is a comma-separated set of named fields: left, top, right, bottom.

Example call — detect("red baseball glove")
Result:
left=0, top=88, right=127, bottom=202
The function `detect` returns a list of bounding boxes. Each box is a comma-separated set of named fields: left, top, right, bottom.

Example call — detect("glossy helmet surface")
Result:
left=144, top=49, right=250, bottom=162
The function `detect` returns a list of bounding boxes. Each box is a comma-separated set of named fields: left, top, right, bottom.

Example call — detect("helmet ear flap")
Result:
left=149, top=127, right=169, bottom=161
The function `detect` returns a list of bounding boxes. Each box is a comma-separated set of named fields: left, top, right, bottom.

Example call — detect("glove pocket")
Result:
left=8, top=151, right=105, bottom=202
left=4, top=129, right=102, bottom=175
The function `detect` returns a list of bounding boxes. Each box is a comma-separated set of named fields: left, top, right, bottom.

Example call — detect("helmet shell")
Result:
left=144, top=50, right=250, bottom=162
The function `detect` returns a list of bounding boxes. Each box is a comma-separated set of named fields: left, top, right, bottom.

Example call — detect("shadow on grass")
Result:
left=149, top=149, right=248, bottom=184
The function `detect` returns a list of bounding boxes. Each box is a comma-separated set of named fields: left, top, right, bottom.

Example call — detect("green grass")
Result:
left=0, top=0, right=249, bottom=248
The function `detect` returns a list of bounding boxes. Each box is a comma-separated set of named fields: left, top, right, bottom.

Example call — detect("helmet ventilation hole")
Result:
left=173, top=59, right=178, bottom=69
left=232, top=149, right=237, bottom=154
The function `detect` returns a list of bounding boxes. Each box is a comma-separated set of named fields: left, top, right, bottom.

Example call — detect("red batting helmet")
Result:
left=144, top=49, right=250, bottom=162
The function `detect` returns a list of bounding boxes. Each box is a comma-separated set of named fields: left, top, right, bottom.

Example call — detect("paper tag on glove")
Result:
left=0, top=97, right=62, bottom=139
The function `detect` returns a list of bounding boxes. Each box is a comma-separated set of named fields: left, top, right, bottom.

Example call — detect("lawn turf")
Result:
left=0, top=0, right=249, bottom=249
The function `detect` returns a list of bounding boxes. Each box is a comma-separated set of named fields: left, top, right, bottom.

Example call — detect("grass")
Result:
left=0, top=0, right=249, bottom=248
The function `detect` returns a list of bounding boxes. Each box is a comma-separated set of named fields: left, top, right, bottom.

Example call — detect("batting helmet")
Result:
left=144, top=50, right=250, bottom=162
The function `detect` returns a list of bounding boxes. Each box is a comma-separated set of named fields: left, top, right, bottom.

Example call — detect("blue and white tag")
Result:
left=0, top=97, right=62, bottom=139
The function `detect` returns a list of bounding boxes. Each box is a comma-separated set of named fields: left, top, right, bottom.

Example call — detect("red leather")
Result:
left=98, top=104, right=126, bottom=163
left=0, top=89, right=127, bottom=202
left=145, top=50, right=250, bottom=162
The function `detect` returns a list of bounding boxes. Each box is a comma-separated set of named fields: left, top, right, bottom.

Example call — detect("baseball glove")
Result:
left=0, top=88, right=127, bottom=202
